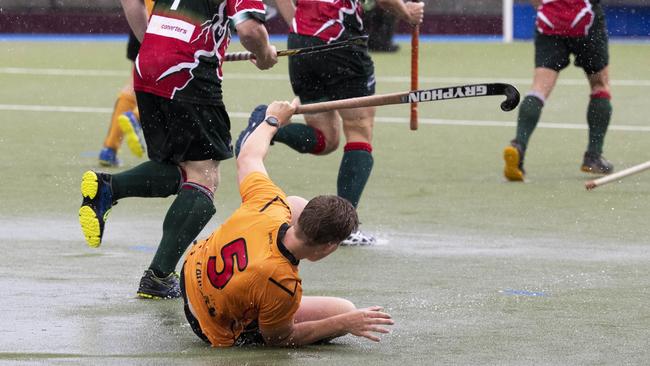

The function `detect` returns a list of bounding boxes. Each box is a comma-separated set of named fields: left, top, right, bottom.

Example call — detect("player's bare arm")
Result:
left=260, top=306, right=394, bottom=346
left=236, top=100, right=297, bottom=184
left=120, top=0, right=148, bottom=42
left=274, top=0, right=296, bottom=27
left=376, top=0, right=424, bottom=25
left=235, top=19, right=278, bottom=70
left=531, top=0, right=542, bottom=8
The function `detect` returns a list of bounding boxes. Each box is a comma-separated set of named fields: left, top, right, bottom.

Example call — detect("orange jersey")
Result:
left=145, top=0, right=154, bottom=15
left=184, top=172, right=303, bottom=347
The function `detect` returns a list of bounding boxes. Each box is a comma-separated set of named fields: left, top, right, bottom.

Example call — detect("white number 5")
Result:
left=170, top=0, right=181, bottom=10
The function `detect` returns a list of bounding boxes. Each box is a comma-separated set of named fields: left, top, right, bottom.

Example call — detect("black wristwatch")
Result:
left=264, top=116, right=280, bottom=127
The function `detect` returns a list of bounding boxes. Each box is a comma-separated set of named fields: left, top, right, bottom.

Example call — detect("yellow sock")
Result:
left=103, top=91, right=137, bottom=150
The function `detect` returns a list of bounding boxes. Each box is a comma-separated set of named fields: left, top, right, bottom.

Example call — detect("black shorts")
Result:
left=136, top=92, right=233, bottom=164
left=288, top=33, right=376, bottom=104
left=534, top=4, right=608, bottom=75
left=180, top=263, right=265, bottom=347
left=126, top=31, right=141, bottom=62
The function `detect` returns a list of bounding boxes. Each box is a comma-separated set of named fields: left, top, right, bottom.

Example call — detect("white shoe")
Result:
left=340, top=230, right=376, bottom=246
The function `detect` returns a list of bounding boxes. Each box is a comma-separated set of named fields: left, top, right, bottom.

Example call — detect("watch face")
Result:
left=265, top=116, right=279, bottom=127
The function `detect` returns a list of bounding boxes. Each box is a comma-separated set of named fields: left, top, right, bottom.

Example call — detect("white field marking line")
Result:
left=1, top=67, right=650, bottom=87
left=3, top=104, right=650, bottom=132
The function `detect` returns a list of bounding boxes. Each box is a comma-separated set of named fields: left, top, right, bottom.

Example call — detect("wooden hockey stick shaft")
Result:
left=295, top=83, right=521, bottom=115
left=224, top=36, right=368, bottom=62
left=584, top=160, right=650, bottom=190
left=410, top=4, right=420, bottom=130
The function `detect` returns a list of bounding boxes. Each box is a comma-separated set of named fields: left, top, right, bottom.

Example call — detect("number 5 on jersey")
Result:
left=207, top=238, right=248, bottom=289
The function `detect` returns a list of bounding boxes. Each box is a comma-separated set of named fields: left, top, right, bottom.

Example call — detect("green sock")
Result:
left=111, top=161, right=181, bottom=200
left=515, top=95, right=544, bottom=150
left=586, top=96, right=612, bottom=155
left=149, top=184, right=216, bottom=276
left=273, top=123, right=323, bottom=154
left=337, top=145, right=374, bottom=208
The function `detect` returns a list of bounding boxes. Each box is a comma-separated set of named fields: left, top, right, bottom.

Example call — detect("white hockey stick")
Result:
left=585, top=160, right=650, bottom=190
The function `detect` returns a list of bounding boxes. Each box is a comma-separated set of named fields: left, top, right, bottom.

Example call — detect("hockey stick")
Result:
left=224, top=35, right=369, bottom=62
left=410, top=2, right=420, bottom=131
left=295, top=83, right=521, bottom=114
left=585, top=160, right=650, bottom=190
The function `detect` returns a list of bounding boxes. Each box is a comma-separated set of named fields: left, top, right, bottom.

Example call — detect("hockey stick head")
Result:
left=500, top=84, right=521, bottom=112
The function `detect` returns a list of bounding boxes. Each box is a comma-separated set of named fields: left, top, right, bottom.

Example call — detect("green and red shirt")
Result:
left=134, top=0, right=265, bottom=105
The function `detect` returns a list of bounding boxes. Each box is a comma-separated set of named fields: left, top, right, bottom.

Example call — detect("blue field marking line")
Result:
left=129, top=245, right=156, bottom=253
left=0, top=33, right=501, bottom=43
left=0, top=33, right=496, bottom=42
left=2, top=33, right=649, bottom=43
left=0, top=34, right=129, bottom=42
left=500, top=289, right=548, bottom=297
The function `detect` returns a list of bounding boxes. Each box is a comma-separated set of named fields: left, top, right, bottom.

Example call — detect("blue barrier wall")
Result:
left=514, top=4, right=650, bottom=39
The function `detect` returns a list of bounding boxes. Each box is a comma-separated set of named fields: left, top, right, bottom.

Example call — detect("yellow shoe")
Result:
left=503, top=142, right=526, bottom=182
left=79, top=171, right=114, bottom=248
left=118, top=111, right=146, bottom=158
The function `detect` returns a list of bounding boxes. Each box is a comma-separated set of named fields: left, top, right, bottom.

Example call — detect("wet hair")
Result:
left=297, top=195, right=359, bottom=246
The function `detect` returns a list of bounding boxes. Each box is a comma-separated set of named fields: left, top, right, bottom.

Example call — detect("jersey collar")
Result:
left=277, top=223, right=299, bottom=266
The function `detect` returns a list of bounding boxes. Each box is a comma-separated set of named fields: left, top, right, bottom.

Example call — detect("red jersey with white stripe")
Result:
left=536, top=0, right=595, bottom=37
left=134, top=0, right=265, bottom=105
left=290, top=0, right=364, bottom=43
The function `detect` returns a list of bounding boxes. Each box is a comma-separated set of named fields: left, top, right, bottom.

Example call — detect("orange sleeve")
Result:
left=239, top=172, right=289, bottom=210
left=145, top=0, right=155, bottom=15
left=258, top=274, right=303, bottom=329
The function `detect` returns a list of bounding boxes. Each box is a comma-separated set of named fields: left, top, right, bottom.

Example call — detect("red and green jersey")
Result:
left=134, top=0, right=265, bottom=105
left=290, top=0, right=365, bottom=43
left=536, top=0, right=595, bottom=37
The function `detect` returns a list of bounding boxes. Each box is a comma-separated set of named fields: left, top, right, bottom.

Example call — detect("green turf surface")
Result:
left=0, top=40, right=649, bottom=365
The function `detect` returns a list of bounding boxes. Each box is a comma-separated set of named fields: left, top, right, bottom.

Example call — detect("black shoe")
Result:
left=503, top=140, right=526, bottom=181
left=79, top=170, right=115, bottom=248
left=137, top=270, right=181, bottom=299
left=581, top=152, right=613, bottom=174
left=234, top=104, right=268, bottom=157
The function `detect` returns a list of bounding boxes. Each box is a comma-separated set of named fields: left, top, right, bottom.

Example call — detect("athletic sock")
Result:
left=586, top=91, right=612, bottom=155
left=111, top=161, right=183, bottom=200
left=337, top=142, right=374, bottom=208
left=514, top=94, right=545, bottom=151
left=103, top=91, right=137, bottom=150
left=273, top=124, right=326, bottom=154
left=149, top=182, right=216, bottom=276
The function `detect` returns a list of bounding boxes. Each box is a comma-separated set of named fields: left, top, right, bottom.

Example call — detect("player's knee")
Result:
left=181, top=161, right=220, bottom=192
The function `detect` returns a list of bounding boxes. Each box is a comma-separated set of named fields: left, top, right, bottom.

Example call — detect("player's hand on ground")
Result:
left=252, top=45, right=278, bottom=70
left=405, top=1, right=425, bottom=25
left=344, top=306, right=394, bottom=342
left=266, top=100, right=297, bottom=126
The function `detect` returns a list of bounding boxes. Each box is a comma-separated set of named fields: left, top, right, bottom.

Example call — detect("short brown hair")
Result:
left=297, top=195, right=359, bottom=246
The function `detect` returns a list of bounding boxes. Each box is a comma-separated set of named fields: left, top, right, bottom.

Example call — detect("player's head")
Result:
left=295, top=195, right=358, bottom=258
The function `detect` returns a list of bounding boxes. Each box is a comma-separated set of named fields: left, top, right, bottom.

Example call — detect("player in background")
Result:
left=503, top=0, right=613, bottom=181
left=363, top=0, right=400, bottom=52
left=98, top=0, right=154, bottom=167
left=78, top=0, right=277, bottom=299
left=183, top=100, right=394, bottom=347
left=241, top=0, right=424, bottom=245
